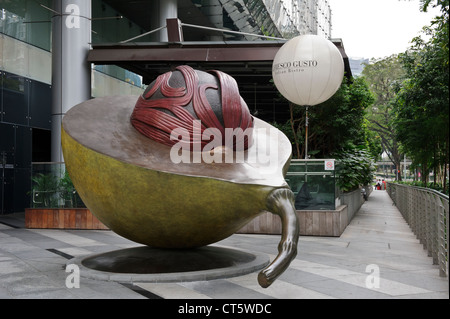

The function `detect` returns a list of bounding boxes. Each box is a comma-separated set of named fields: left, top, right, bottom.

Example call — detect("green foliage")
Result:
left=362, top=54, right=405, bottom=176
left=362, top=118, right=383, bottom=160
left=274, top=76, right=377, bottom=159
left=333, top=147, right=377, bottom=192
left=59, top=170, right=85, bottom=208
left=31, top=171, right=85, bottom=208
left=271, top=73, right=378, bottom=193
left=31, top=173, right=60, bottom=207
left=393, top=0, right=449, bottom=188
left=360, top=0, right=449, bottom=191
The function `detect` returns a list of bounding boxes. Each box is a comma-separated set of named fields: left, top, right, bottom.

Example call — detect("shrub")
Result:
left=334, top=147, right=377, bottom=193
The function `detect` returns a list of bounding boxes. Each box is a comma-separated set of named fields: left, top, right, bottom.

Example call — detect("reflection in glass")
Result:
left=31, top=162, right=86, bottom=209
left=2, top=72, right=28, bottom=126
left=0, top=0, right=52, bottom=51
left=286, top=159, right=336, bottom=210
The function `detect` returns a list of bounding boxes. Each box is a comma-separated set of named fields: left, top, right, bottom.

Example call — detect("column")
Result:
left=159, top=0, right=177, bottom=42
left=203, top=0, right=223, bottom=41
left=51, top=0, right=91, bottom=162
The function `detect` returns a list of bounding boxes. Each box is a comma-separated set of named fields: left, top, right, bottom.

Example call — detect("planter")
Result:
left=339, top=187, right=366, bottom=223
left=237, top=205, right=348, bottom=237
left=238, top=187, right=370, bottom=237
left=25, top=208, right=109, bottom=230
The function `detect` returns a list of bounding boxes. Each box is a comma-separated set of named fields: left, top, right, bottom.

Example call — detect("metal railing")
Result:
left=387, top=182, right=449, bottom=277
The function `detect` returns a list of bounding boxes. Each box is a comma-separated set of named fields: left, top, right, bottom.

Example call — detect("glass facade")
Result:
left=30, top=162, right=85, bottom=209
left=217, top=0, right=332, bottom=40
left=91, top=1, right=144, bottom=44
left=0, top=0, right=52, bottom=51
left=0, top=0, right=145, bottom=213
left=0, top=0, right=145, bottom=86
left=0, top=71, right=52, bottom=129
left=90, top=0, right=145, bottom=85
left=286, top=159, right=336, bottom=210
left=0, top=122, right=33, bottom=214
left=250, top=0, right=332, bottom=39
left=1, top=0, right=335, bottom=214
left=0, top=69, right=51, bottom=214
left=0, top=1, right=54, bottom=213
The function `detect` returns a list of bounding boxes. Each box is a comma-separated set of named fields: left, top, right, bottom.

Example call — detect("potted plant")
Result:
left=26, top=167, right=106, bottom=229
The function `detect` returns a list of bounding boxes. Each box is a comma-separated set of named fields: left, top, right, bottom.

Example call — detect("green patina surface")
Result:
left=62, top=127, right=277, bottom=248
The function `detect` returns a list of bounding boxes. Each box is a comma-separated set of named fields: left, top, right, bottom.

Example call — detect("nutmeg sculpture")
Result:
left=61, top=65, right=299, bottom=288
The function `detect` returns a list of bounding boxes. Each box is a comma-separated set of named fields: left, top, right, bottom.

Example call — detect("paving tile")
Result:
left=0, top=190, right=448, bottom=299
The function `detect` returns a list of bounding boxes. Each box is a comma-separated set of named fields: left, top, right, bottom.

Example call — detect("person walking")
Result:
left=376, top=179, right=381, bottom=190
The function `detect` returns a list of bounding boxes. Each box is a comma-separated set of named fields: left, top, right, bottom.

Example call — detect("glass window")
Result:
left=92, top=0, right=143, bottom=44
left=0, top=122, right=15, bottom=152
left=0, top=71, right=2, bottom=121
left=13, top=167, right=31, bottom=213
left=2, top=72, right=29, bottom=126
left=29, top=79, right=51, bottom=130
left=0, top=0, right=52, bottom=51
left=31, top=162, right=86, bottom=209
left=14, top=124, right=32, bottom=168
left=286, top=160, right=336, bottom=210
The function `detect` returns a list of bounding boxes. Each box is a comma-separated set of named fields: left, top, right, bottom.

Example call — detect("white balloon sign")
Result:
left=272, top=35, right=345, bottom=106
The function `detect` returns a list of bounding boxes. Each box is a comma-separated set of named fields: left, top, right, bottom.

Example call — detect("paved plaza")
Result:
left=0, top=190, right=448, bottom=299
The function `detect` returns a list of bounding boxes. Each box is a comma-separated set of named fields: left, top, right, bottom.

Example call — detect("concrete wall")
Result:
left=238, top=187, right=368, bottom=237
left=340, top=187, right=366, bottom=224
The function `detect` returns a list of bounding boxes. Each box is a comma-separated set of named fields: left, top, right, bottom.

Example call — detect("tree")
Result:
left=362, top=54, right=405, bottom=180
left=274, top=76, right=377, bottom=159
left=394, top=0, right=449, bottom=191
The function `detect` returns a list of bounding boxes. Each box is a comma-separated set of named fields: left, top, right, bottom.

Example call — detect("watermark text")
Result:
left=65, top=264, right=80, bottom=289
left=365, top=264, right=380, bottom=289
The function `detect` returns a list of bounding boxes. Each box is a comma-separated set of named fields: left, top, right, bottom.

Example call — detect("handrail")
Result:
left=120, top=25, right=167, bottom=43
left=387, top=182, right=449, bottom=278
left=119, top=20, right=286, bottom=44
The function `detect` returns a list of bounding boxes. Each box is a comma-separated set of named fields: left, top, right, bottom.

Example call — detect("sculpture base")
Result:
left=68, top=245, right=269, bottom=283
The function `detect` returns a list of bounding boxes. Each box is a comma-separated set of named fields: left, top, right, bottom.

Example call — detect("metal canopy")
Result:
left=88, top=40, right=352, bottom=123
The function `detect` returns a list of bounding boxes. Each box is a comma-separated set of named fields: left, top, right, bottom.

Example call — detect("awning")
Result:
left=88, top=40, right=352, bottom=123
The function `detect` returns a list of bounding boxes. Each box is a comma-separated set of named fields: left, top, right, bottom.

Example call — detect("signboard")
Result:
left=325, top=160, right=335, bottom=171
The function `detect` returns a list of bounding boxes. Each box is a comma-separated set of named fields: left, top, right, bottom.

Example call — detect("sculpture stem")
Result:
left=258, top=187, right=299, bottom=288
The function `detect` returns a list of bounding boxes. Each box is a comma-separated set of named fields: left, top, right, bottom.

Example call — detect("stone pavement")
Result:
left=0, top=190, right=448, bottom=299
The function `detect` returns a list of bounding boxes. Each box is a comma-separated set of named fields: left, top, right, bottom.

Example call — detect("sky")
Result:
left=328, top=0, right=441, bottom=59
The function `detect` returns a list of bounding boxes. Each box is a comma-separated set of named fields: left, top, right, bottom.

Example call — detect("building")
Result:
left=0, top=0, right=348, bottom=214
left=349, top=57, right=369, bottom=77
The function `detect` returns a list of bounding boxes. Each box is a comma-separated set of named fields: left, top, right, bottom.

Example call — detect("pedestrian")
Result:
left=382, top=179, right=386, bottom=190
left=376, top=179, right=381, bottom=190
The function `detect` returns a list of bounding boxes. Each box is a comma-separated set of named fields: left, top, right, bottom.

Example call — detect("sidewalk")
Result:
left=0, top=190, right=448, bottom=299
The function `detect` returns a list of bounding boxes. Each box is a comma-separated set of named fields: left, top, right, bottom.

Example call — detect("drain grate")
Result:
left=120, top=283, right=163, bottom=299
left=46, top=248, right=74, bottom=260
